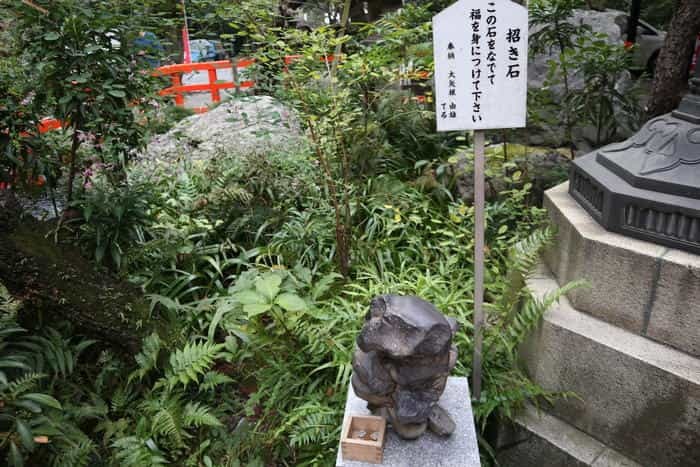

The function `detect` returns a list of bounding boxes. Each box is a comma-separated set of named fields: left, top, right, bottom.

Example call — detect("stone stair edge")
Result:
left=504, top=403, right=642, bottom=467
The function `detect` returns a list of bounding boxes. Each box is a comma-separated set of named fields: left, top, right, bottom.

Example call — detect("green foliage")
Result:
left=164, top=341, right=225, bottom=390
left=0, top=2, right=591, bottom=466
left=530, top=0, right=588, bottom=56
left=529, top=0, right=590, bottom=152
left=112, top=436, right=168, bottom=466
left=71, top=174, right=152, bottom=270
left=6, top=0, right=158, bottom=202
left=529, top=0, right=644, bottom=147
left=0, top=287, right=99, bottom=467
left=238, top=4, right=460, bottom=275
left=563, top=35, right=644, bottom=145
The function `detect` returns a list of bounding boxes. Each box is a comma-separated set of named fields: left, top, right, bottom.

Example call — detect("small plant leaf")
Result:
left=244, top=303, right=271, bottom=318
left=255, top=274, right=281, bottom=300
left=234, top=290, right=266, bottom=305
left=275, top=293, right=306, bottom=312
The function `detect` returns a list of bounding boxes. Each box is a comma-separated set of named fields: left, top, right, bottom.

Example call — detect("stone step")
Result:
left=521, top=269, right=700, bottom=467
left=495, top=404, right=641, bottom=467
left=543, top=182, right=700, bottom=357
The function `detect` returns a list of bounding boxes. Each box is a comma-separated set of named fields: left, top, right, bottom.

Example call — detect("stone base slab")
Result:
left=336, top=377, right=480, bottom=467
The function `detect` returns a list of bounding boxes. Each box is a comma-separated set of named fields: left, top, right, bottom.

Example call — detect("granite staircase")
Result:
left=495, top=182, right=700, bottom=467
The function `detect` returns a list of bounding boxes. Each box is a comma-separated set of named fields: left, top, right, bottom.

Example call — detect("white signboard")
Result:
left=433, top=0, right=528, bottom=131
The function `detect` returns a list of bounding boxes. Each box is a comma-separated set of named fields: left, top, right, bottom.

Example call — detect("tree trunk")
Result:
left=0, top=192, right=151, bottom=352
left=647, top=0, right=700, bottom=117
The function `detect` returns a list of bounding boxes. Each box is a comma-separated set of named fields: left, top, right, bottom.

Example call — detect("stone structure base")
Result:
left=336, top=377, right=480, bottom=467
left=496, top=183, right=700, bottom=467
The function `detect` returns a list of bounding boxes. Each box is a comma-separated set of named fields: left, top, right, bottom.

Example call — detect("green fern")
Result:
left=1, top=372, right=46, bottom=399
left=50, top=439, right=96, bottom=467
left=0, top=284, right=20, bottom=325
left=112, top=436, right=168, bottom=467
left=109, top=386, right=134, bottom=413
left=129, top=333, right=162, bottom=383
left=199, top=371, right=234, bottom=391
left=150, top=403, right=185, bottom=447
left=497, top=227, right=555, bottom=317
left=287, top=405, right=338, bottom=448
left=164, top=341, right=224, bottom=389
left=183, top=401, right=222, bottom=428
left=508, top=280, right=585, bottom=352
left=24, top=329, right=96, bottom=379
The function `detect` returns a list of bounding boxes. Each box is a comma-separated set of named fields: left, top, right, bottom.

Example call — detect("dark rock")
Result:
left=357, top=295, right=453, bottom=358
left=428, top=404, right=457, bottom=437
left=351, top=295, right=459, bottom=440
left=391, top=419, right=428, bottom=440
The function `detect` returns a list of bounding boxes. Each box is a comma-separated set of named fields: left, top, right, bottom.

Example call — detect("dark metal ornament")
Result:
left=569, top=67, right=700, bottom=254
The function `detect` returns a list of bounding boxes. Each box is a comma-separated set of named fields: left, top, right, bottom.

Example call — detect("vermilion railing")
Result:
left=154, top=59, right=256, bottom=113
left=154, top=55, right=341, bottom=113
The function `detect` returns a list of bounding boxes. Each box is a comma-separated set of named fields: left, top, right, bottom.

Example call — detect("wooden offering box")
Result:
left=341, top=415, right=387, bottom=464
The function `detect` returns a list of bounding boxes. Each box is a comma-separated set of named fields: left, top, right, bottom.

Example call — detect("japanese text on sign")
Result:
left=433, top=0, right=528, bottom=131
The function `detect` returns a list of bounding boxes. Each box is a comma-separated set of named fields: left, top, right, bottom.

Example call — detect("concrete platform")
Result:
left=544, top=182, right=700, bottom=357
left=336, top=377, right=480, bottom=467
left=521, top=268, right=700, bottom=467
left=495, top=404, right=641, bottom=467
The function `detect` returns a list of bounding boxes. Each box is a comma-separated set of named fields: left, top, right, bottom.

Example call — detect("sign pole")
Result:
left=432, top=0, right=528, bottom=402
left=471, top=130, right=485, bottom=401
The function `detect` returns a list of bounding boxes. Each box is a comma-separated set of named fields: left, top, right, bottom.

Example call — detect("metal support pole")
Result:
left=471, top=130, right=485, bottom=401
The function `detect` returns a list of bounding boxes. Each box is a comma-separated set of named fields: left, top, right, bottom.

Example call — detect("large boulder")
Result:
left=141, top=96, right=304, bottom=169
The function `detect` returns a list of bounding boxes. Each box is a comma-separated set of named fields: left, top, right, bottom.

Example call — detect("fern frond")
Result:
left=508, top=280, right=585, bottom=351
left=1, top=372, right=46, bottom=398
left=164, top=341, right=224, bottom=389
left=288, top=409, right=337, bottom=448
left=498, top=227, right=554, bottom=315
left=23, top=329, right=95, bottom=380
left=182, top=401, right=222, bottom=428
left=200, top=371, right=234, bottom=391
left=271, top=400, right=338, bottom=448
left=110, top=387, right=134, bottom=413
left=129, top=333, right=162, bottom=383
left=112, top=436, right=168, bottom=467
left=50, top=438, right=96, bottom=467
left=0, top=283, right=21, bottom=324
left=151, top=405, right=184, bottom=446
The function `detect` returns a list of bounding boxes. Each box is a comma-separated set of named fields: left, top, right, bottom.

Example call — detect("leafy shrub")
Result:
left=7, top=0, right=158, bottom=202
left=564, top=35, right=644, bottom=144
left=71, top=174, right=153, bottom=270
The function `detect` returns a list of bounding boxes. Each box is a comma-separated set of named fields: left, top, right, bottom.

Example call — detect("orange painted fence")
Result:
left=155, top=59, right=256, bottom=113
left=153, top=56, right=430, bottom=112
left=153, top=55, right=348, bottom=113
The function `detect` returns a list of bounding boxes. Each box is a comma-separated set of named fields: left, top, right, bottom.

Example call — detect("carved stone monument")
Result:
left=569, top=66, right=700, bottom=254
left=351, top=295, right=459, bottom=440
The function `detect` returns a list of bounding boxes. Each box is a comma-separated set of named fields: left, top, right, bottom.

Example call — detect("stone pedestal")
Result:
left=336, top=377, right=480, bottom=467
left=496, top=182, right=700, bottom=467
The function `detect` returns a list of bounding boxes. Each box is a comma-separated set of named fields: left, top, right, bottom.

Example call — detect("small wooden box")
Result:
left=341, top=415, right=387, bottom=464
